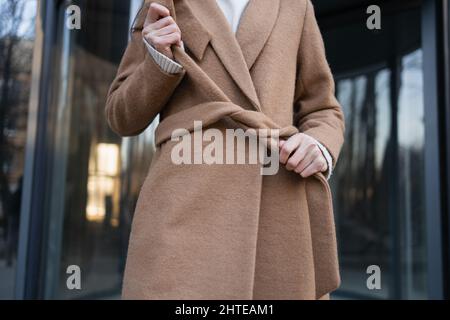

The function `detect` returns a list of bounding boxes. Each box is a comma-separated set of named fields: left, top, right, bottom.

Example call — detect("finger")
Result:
left=299, top=157, right=326, bottom=178
left=153, top=32, right=182, bottom=49
left=147, top=15, right=176, bottom=32
left=161, top=32, right=182, bottom=45
left=295, top=146, right=321, bottom=173
left=279, top=135, right=302, bottom=165
left=146, top=2, right=170, bottom=25
left=151, top=24, right=180, bottom=37
left=285, top=145, right=308, bottom=171
left=158, top=34, right=181, bottom=50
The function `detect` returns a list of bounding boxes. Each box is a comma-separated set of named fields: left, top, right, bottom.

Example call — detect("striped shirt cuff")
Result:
left=313, top=139, right=334, bottom=180
left=143, top=38, right=184, bottom=74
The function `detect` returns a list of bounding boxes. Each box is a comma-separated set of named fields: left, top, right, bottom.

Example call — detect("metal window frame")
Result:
left=422, top=0, right=448, bottom=300
left=441, top=0, right=450, bottom=300
left=15, top=0, right=59, bottom=300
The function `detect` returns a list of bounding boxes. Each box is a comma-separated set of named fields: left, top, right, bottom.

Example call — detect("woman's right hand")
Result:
left=142, top=3, right=183, bottom=60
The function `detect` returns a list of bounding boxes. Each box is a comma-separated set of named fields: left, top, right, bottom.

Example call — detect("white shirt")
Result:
left=216, top=0, right=250, bottom=33
left=143, top=0, right=334, bottom=178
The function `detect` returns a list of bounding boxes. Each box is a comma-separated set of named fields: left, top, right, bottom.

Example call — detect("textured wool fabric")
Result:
left=106, top=0, right=345, bottom=300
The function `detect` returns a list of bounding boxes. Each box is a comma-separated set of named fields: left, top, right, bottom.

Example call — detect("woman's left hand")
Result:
left=279, top=133, right=328, bottom=178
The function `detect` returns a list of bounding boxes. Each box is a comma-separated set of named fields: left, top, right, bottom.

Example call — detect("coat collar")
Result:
left=173, top=0, right=211, bottom=61
left=236, top=0, right=280, bottom=70
left=157, top=0, right=280, bottom=112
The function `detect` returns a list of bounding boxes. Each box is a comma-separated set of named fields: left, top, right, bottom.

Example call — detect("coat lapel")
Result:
left=162, top=0, right=280, bottom=112
left=236, top=0, right=280, bottom=70
left=173, top=0, right=212, bottom=61
left=182, top=0, right=261, bottom=111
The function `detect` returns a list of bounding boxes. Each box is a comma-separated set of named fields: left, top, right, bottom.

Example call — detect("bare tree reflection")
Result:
left=0, top=0, right=35, bottom=271
left=332, top=49, right=426, bottom=298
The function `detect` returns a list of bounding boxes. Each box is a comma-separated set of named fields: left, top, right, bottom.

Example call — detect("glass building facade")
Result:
left=0, top=0, right=449, bottom=299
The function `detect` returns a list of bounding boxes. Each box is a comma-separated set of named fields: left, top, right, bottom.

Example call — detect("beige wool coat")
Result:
left=106, top=0, right=345, bottom=300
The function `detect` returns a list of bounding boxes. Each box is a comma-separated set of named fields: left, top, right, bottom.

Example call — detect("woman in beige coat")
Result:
left=106, top=0, right=345, bottom=300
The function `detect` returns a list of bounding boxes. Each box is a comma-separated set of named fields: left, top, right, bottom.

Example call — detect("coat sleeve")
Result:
left=293, top=0, right=345, bottom=166
left=105, top=1, right=186, bottom=137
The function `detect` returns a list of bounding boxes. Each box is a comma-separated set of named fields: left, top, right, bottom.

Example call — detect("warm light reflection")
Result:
left=97, top=143, right=120, bottom=176
left=86, top=143, right=120, bottom=223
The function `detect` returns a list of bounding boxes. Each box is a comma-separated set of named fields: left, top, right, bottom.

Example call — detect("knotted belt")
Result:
left=155, top=46, right=300, bottom=147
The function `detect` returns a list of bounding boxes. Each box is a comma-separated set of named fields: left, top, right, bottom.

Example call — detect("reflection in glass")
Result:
left=334, top=69, right=393, bottom=299
left=40, top=0, right=155, bottom=299
left=0, top=0, right=37, bottom=299
left=397, top=50, right=426, bottom=298
left=326, top=5, right=427, bottom=299
left=86, top=143, right=120, bottom=224
left=332, top=51, right=426, bottom=299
